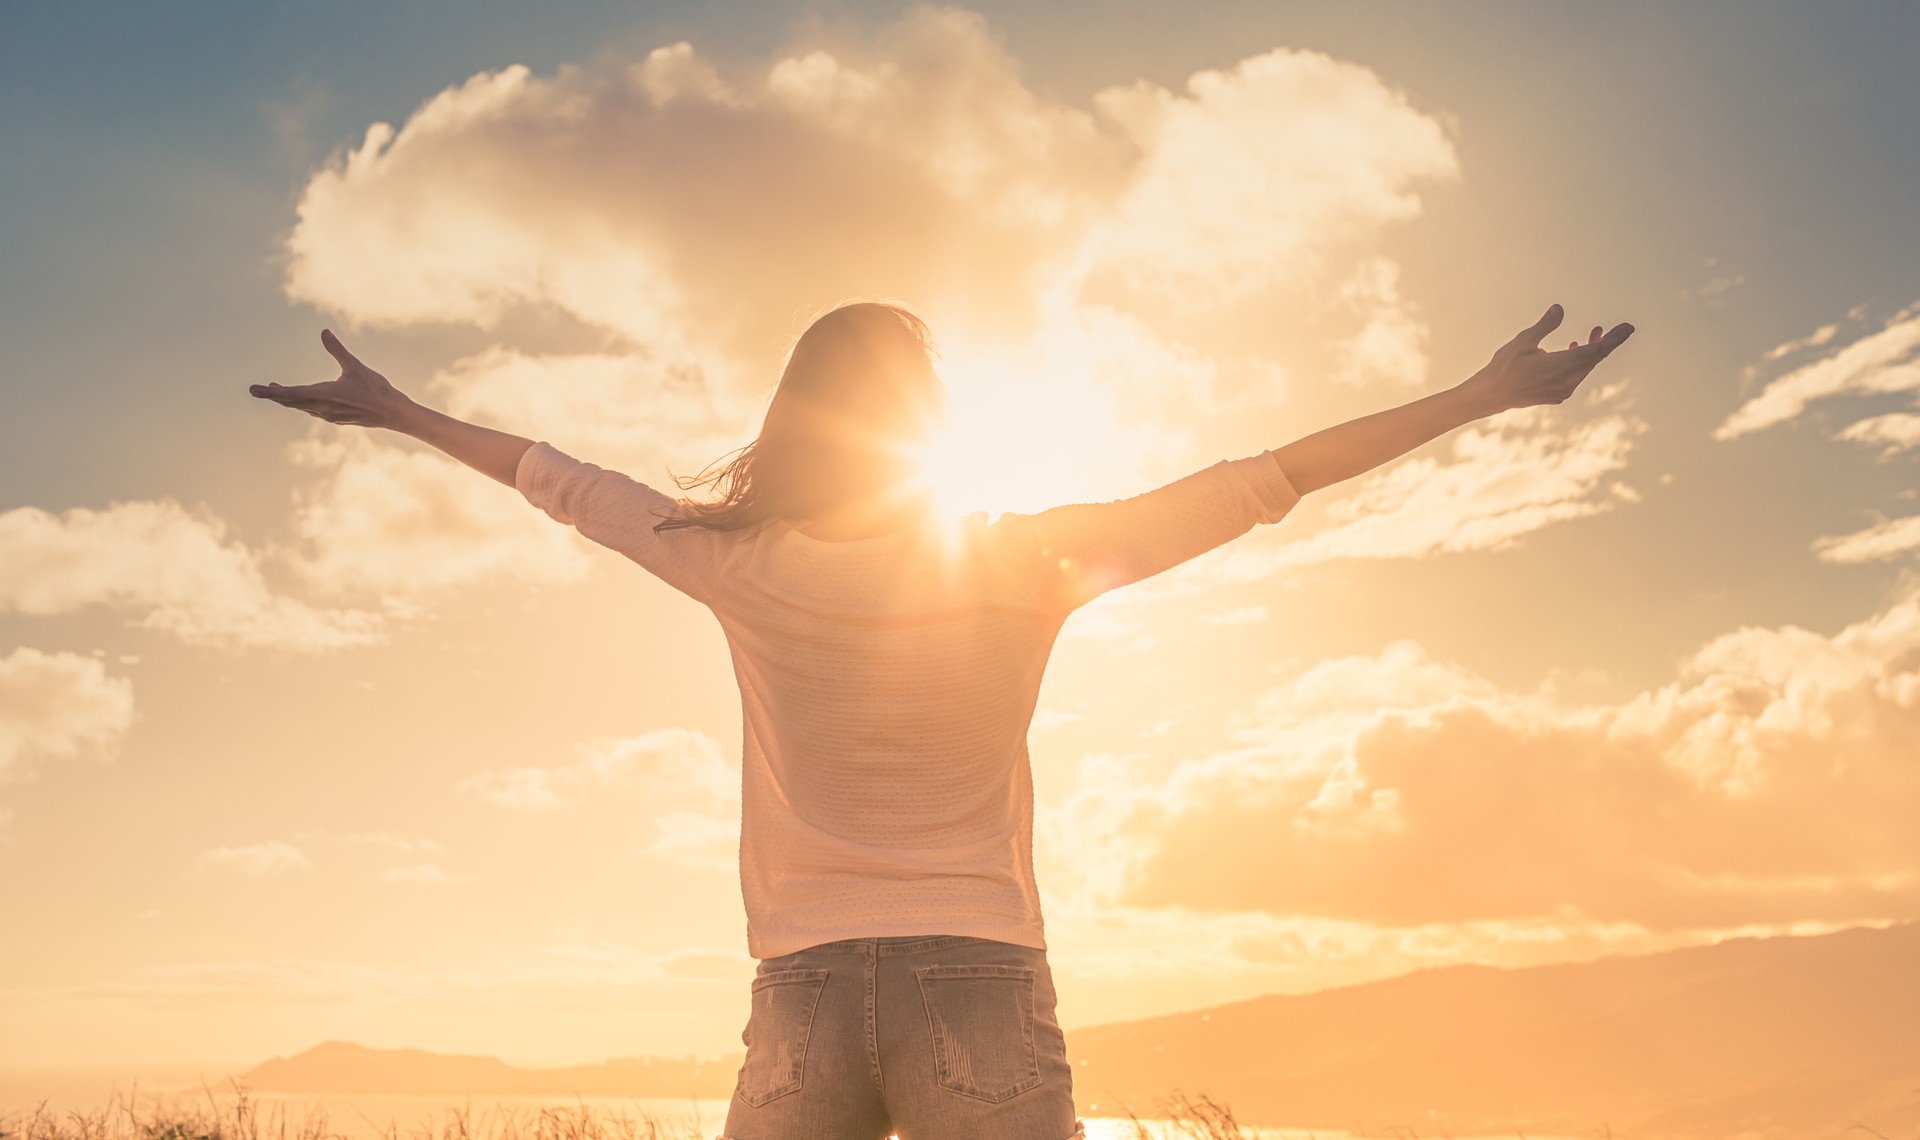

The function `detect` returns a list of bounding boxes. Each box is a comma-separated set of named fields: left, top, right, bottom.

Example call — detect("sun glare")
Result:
left=910, top=340, right=1141, bottom=521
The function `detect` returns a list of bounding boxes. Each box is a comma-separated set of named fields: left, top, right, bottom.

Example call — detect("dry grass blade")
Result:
left=0, top=1088, right=706, bottom=1140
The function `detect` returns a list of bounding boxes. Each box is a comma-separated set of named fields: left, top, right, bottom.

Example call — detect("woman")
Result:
left=252, top=300, right=1632, bottom=1140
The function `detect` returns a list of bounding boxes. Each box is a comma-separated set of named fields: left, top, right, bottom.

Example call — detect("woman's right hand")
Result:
left=1459, top=304, right=1635, bottom=416
left=249, top=329, right=419, bottom=432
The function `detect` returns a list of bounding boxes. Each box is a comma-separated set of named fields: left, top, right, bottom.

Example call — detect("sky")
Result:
left=3, top=0, right=1919, bottom=1069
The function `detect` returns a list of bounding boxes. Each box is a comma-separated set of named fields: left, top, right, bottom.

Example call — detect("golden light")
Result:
left=908, top=330, right=1148, bottom=521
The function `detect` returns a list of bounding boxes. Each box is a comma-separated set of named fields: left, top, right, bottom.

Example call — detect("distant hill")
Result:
left=1068, top=919, right=1920, bottom=1138
left=243, top=1041, right=741, bottom=1099
left=246, top=922, right=1920, bottom=1137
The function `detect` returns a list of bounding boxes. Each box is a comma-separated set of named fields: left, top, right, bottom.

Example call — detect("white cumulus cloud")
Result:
left=273, top=429, right=592, bottom=603
left=0, top=647, right=135, bottom=785
left=1048, top=585, right=1920, bottom=932
left=1328, top=257, right=1431, bottom=389
left=277, top=7, right=1464, bottom=521
left=1084, top=48, right=1458, bottom=301
left=0, top=499, right=380, bottom=650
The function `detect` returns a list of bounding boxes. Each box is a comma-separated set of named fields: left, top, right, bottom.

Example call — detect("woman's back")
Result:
left=720, top=514, right=1058, bottom=853
left=513, top=437, right=1301, bottom=956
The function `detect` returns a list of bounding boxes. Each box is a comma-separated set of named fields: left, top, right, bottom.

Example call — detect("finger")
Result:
left=1589, top=325, right=1603, bottom=345
left=1516, top=303, right=1564, bottom=349
left=1584, top=322, right=1637, bottom=359
left=259, top=387, right=329, bottom=410
left=320, top=328, right=361, bottom=370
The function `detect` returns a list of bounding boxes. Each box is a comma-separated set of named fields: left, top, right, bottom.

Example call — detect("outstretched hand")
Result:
left=249, top=330, right=417, bottom=431
left=1460, top=304, right=1635, bottom=416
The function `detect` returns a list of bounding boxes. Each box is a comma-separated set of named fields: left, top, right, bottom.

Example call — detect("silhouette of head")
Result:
left=658, top=301, right=945, bottom=533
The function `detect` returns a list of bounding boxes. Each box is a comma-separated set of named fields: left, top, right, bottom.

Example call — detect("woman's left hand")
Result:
left=249, top=329, right=418, bottom=431
left=1458, top=304, right=1635, bottom=416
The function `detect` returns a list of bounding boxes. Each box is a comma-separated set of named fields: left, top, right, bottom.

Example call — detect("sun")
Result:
left=907, top=346, right=1134, bottom=522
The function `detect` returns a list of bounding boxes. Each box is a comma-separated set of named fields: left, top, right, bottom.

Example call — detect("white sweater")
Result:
left=516, top=441, right=1301, bottom=958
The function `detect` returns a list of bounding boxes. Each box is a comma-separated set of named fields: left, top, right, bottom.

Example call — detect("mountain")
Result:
left=1066, top=919, right=1920, bottom=1138
left=243, top=1041, right=741, bottom=1099
left=245, top=922, right=1920, bottom=1137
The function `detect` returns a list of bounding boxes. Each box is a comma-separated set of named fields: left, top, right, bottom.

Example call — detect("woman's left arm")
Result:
left=1272, top=304, right=1634, bottom=495
left=997, top=304, right=1633, bottom=609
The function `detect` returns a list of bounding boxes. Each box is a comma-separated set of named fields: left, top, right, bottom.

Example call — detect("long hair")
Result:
left=655, top=301, right=945, bottom=534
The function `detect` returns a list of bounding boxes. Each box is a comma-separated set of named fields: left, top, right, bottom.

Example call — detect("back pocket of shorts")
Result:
left=738, top=967, right=830, bottom=1107
left=915, top=963, right=1041, bottom=1103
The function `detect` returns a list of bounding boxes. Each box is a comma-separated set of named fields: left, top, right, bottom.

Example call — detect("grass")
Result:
left=0, top=1085, right=703, bottom=1140
left=0, top=1083, right=1259, bottom=1140
left=1116, top=1091, right=1251, bottom=1139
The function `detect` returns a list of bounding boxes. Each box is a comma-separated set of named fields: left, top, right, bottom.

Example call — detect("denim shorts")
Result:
left=719, top=935, right=1084, bottom=1140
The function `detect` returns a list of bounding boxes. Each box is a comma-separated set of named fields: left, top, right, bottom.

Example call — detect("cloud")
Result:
left=0, top=647, right=135, bottom=784
left=272, top=429, right=592, bottom=603
left=1679, top=270, right=1746, bottom=307
left=1030, top=707, right=1082, bottom=733
left=1176, top=397, right=1646, bottom=584
left=456, top=765, right=564, bottom=811
left=644, top=810, right=739, bottom=871
left=282, top=7, right=1127, bottom=358
left=1716, top=302, right=1920, bottom=440
left=1812, top=514, right=1920, bottom=563
left=197, top=842, right=313, bottom=876
left=425, top=346, right=745, bottom=474
left=1328, top=257, right=1430, bottom=388
left=459, top=729, right=737, bottom=863
left=1834, top=412, right=1920, bottom=458
left=0, top=499, right=381, bottom=650
left=279, top=7, right=1460, bottom=517
left=1204, top=604, right=1270, bottom=626
left=261, top=1, right=1618, bottom=689
left=1084, top=49, right=1457, bottom=300
left=1762, top=321, right=1842, bottom=363
left=1049, top=585, right=1920, bottom=931
left=280, top=6, right=1457, bottom=338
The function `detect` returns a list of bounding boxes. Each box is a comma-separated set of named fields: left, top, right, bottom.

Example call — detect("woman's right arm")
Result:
left=253, top=329, right=729, bottom=602
left=394, top=402, right=534, bottom=488
left=251, top=329, right=533, bottom=485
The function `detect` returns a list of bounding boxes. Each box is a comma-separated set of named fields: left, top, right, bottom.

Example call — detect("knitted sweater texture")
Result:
left=516, top=441, right=1300, bottom=958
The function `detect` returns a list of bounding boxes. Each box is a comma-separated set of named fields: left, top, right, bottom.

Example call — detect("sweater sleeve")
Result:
left=989, top=450, right=1300, bottom=611
left=515, top=440, right=732, bottom=605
